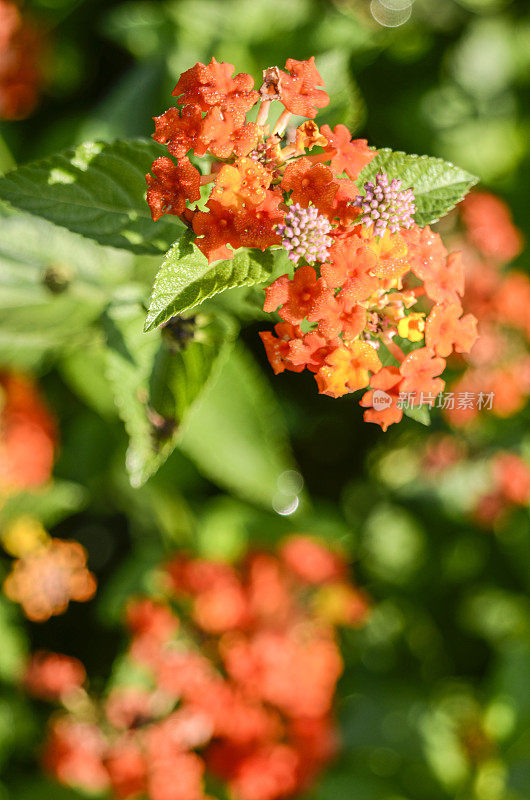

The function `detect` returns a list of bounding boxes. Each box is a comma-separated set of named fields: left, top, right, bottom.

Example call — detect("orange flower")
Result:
left=281, top=159, right=338, bottom=213
left=172, top=58, right=258, bottom=126
left=146, top=157, right=201, bottom=221
left=3, top=539, right=97, bottom=622
left=493, top=453, right=530, bottom=506
left=230, top=122, right=261, bottom=158
left=402, top=225, right=447, bottom=282
left=259, top=324, right=304, bottom=375
left=423, top=251, right=465, bottom=306
left=360, top=366, right=403, bottom=431
left=494, top=272, right=530, bottom=333
left=287, top=331, right=336, bottom=373
left=210, top=157, right=271, bottom=209
left=279, top=57, right=329, bottom=118
left=399, top=347, right=445, bottom=401
left=425, top=303, right=478, bottom=357
left=0, top=372, right=56, bottom=491
left=316, top=341, right=382, bottom=398
left=320, top=125, right=376, bottom=179
left=316, top=294, right=367, bottom=340
left=272, top=265, right=329, bottom=326
left=295, top=121, right=328, bottom=153
left=321, top=236, right=377, bottom=299
left=461, top=192, right=523, bottom=262
left=364, top=230, right=410, bottom=281
left=327, top=178, right=362, bottom=226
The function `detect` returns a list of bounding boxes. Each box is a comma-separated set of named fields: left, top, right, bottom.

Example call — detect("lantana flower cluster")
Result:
left=0, top=0, right=43, bottom=120
left=147, top=57, right=478, bottom=430
left=34, top=536, right=368, bottom=800
left=440, top=192, right=529, bottom=427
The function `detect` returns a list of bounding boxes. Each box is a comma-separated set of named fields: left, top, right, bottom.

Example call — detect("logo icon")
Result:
left=372, top=389, right=392, bottom=411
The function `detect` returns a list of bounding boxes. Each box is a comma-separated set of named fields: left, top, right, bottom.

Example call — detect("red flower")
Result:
left=234, top=190, right=283, bottom=250
left=24, top=651, right=86, bottom=701
left=280, top=57, right=329, bottom=119
left=321, top=125, right=376, bottom=179
left=43, top=718, right=109, bottom=793
left=280, top=536, right=345, bottom=584
left=173, top=58, right=258, bottom=126
left=152, top=105, right=204, bottom=158
left=106, top=737, right=147, bottom=800
left=0, top=0, right=44, bottom=120
left=146, top=156, right=201, bottom=221
left=192, top=199, right=241, bottom=262
left=126, top=598, right=178, bottom=643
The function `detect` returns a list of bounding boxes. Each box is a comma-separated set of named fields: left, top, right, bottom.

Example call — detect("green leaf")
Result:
left=358, top=149, right=479, bottom=227
left=403, top=404, right=431, bottom=426
left=7, top=779, right=86, bottom=800
left=317, top=50, right=365, bottom=132
left=0, top=481, right=88, bottom=529
left=59, top=337, right=118, bottom=419
left=0, top=208, right=134, bottom=367
left=0, top=597, right=27, bottom=681
left=0, top=139, right=185, bottom=254
left=104, top=297, right=237, bottom=487
left=144, top=232, right=289, bottom=331
left=179, top=344, right=301, bottom=508
left=148, top=312, right=239, bottom=422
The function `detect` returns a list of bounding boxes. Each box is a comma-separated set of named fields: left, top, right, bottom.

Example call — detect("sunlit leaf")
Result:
left=144, top=232, right=288, bottom=331
left=0, top=140, right=184, bottom=254
left=358, top=149, right=479, bottom=227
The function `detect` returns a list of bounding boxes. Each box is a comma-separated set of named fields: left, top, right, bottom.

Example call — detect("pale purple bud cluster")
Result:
left=354, top=173, right=416, bottom=237
left=276, top=203, right=332, bottom=265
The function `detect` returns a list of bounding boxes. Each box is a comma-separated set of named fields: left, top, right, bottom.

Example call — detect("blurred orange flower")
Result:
left=0, top=371, right=56, bottom=492
left=3, top=538, right=96, bottom=622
